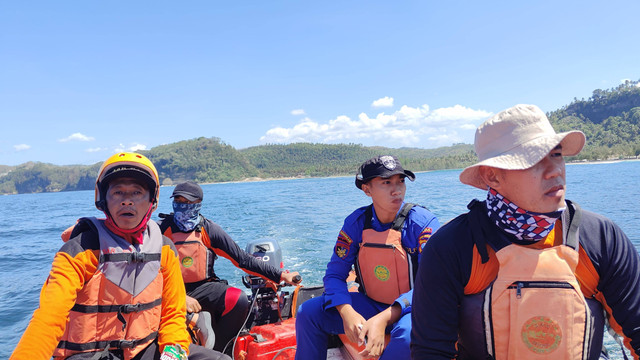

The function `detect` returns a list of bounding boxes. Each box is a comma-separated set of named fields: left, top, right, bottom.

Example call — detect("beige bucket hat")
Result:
left=459, top=104, right=586, bottom=189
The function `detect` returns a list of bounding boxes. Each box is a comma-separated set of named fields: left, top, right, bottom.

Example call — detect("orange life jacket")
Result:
left=162, top=222, right=215, bottom=284
left=356, top=204, right=414, bottom=305
left=459, top=200, right=605, bottom=360
left=53, top=217, right=164, bottom=360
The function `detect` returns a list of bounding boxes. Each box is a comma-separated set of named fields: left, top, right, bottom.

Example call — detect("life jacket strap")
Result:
left=391, top=203, right=415, bottom=231
left=70, top=298, right=162, bottom=314
left=363, top=202, right=417, bottom=230
left=100, top=252, right=162, bottom=263
left=71, top=298, right=163, bottom=331
left=466, top=199, right=492, bottom=264
left=57, top=331, right=158, bottom=352
left=562, top=200, right=582, bottom=250
left=363, top=205, right=374, bottom=229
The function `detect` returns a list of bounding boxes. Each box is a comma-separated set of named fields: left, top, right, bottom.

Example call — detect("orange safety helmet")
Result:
left=94, top=152, right=160, bottom=212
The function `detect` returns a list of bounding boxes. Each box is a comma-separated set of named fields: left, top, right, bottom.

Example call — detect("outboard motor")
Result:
left=242, top=239, right=293, bottom=327
left=243, top=239, right=283, bottom=288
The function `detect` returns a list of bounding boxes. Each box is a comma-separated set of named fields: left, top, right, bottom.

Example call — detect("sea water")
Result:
left=1, top=160, right=638, bottom=359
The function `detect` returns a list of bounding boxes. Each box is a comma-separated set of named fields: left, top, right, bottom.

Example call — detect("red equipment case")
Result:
left=233, top=318, right=297, bottom=360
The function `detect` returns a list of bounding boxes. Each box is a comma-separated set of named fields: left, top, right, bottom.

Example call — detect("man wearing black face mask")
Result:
left=157, top=181, right=301, bottom=353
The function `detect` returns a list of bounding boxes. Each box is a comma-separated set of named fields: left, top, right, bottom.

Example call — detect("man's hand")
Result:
left=358, top=304, right=401, bottom=358
left=336, top=304, right=366, bottom=345
left=358, top=313, right=387, bottom=358
left=186, top=295, right=202, bottom=313
left=280, top=270, right=302, bottom=285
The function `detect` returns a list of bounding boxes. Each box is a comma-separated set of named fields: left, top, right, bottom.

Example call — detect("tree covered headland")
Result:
left=1, top=80, right=639, bottom=195
left=548, top=80, right=640, bottom=160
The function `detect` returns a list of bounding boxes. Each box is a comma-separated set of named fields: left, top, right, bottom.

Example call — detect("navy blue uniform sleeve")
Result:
left=411, top=214, right=474, bottom=360
left=203, top=219, right=283, bottom=283
left=579, top=210, right=640, bottom=356
left=322, top=209, right=365, bottom=310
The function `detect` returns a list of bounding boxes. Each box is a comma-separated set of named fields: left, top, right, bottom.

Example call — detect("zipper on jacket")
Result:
left=507, top=281, right=573, bottom=290
left=507, top=281, right=574, bottom=300
left=361, top=243, right=396, bottom=249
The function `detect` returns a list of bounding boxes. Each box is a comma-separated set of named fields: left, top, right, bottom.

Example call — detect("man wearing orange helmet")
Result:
left=11, top=153, right=230, bottom=360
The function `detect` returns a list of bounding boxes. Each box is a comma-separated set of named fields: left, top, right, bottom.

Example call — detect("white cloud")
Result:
left=291, top=109, right=306, bottom=116
left=260, top=101, right=492, bottom=148
left=371, top=96, right=394, bottom=108
left=113, top=143, right=147, bottom=153
left=129, top=144, right=147, bottom=152
left=59, top=133, right=95, bottom=142
left=621, top=79, right=640, bottom=87
left=86, top=147, right=107, bottom=153
left=460, top=124, right=477, bottom=130
left=14, top=144, right=31, bottom=151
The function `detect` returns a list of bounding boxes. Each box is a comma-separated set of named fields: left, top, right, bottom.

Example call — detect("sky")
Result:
left=1, top=1, right=639, bottom=166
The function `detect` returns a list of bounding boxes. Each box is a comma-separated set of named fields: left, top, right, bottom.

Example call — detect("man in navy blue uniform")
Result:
left=295, top=155, right=440, bottom=360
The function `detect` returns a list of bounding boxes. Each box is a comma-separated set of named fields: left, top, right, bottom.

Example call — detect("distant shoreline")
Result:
left=191, top=157, right=640, bottom=187
left=195, top=175, right=325, bottom=187
left=566, top=157, right=640, bottom=166
left=4, top=157, right=639, bottom=194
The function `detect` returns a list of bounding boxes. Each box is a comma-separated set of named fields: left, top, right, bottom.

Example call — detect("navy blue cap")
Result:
left=171, top=181, right=203, bottom=201
left=355, top=155, right=415, bottom=189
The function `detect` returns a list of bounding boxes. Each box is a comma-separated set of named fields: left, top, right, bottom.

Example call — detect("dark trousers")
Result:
left=295, top=292, right=411, bottom=360
left=186, top=280, right=250, bottom=353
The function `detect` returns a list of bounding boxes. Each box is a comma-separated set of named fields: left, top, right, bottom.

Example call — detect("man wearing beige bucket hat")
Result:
left=411, top=104, right=640, bottom=359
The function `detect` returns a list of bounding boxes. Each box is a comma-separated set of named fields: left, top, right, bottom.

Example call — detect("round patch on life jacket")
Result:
left=374, top=265, right=390, bottom=281
left=181, top=256, right=194, bottom=268
left=521, top=316, right=562, bottom=354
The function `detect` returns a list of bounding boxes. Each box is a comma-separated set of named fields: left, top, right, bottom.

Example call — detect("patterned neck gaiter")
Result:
left=486, top=188, right=564, bottom=242
left=173, top=202, right=202, bottom=232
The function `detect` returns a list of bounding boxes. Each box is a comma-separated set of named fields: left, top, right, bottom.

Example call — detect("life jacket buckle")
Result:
left=118, top=339, right=136, bottom=349
left=120, top=303, right=142, bottom=314
left=131, top=252, right=144, bottom=263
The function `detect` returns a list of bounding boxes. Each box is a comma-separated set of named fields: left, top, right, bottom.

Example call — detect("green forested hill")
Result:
left=143, top=137, right=259, bottom=185
left=0, top=142, right=475, bottom=195
left=549, top=80, right=640, bottom=160
left=239, top=143, right=476, bottom=178
left=0, top=165, right=12, bottom=177
left=1, top=80, right=639, bottom=195
left=241, top=143, right=395, bottom=178
left=0, top=162, right=99, bottom=194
